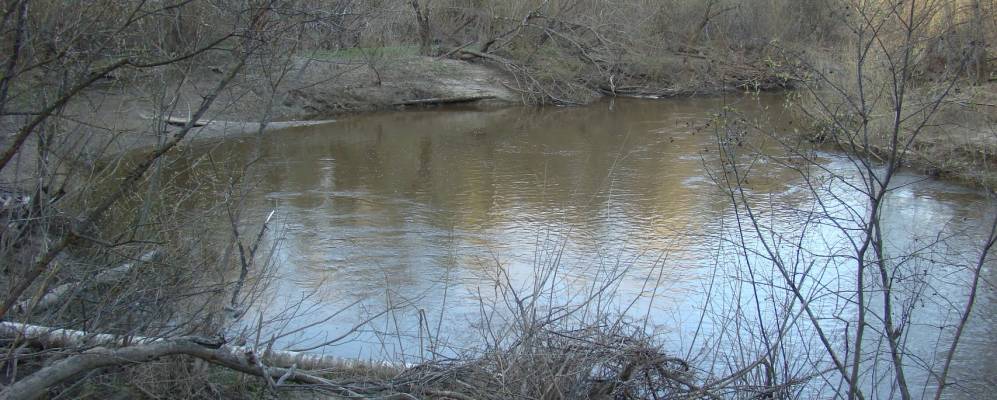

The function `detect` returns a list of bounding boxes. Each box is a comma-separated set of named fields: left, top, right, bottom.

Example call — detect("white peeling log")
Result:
left=0, top=335, right=353, bottom=400
left=0, top=321, right=404, bottom=372
left=161, top=115, right=209, bottom=127
left=14, top=250, right=160, bottom=314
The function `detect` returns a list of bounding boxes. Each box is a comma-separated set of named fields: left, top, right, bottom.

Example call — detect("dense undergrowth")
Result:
left=0, top=0, right=995, bottom=399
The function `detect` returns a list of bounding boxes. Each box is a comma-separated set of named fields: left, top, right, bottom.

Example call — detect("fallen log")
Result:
left=139, top=113, right=337, bottom=131
left=161, top=115, right=209, bottom=127
left=0, top=332, right=370, bottom=400
left=0, top=321, right=405, bottom=372
left=393, top=95, right=495, bottom=106
left=439, top=40, right=478, bottom=59
left=597, top=86, right=687, bottom=99
left=15, top=250, right=160, bottom=314
left=456, top=48, right=515, bottom=65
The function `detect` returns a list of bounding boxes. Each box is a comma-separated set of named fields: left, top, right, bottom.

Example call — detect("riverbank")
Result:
left=0, top=53, right=523, bottom=185
left=49, top=54, right=521, bottom=152
left=801, top=82, right=997, bottom=189
left=16, top=49, right=990, bottom=192
left=47, top=47, right=798, bottom=151
left=902, top=83, right=997, bottom=188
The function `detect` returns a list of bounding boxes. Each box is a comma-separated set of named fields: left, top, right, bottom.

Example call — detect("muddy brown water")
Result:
left=167, top=95, right=993, bottom=398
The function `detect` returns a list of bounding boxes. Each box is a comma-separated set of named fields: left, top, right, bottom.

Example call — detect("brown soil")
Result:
left=908, top=83, right=997, bottom=188
left=4, top=50, right=784, bottom=192
left=57, top=55, right=521, bottom=151
left=813, top=82, right=997, bottom=189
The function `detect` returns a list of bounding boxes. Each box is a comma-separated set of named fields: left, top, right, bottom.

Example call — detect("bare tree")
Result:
left=970, top=0, right=990, bottom=84
left=0, top=0, right=399, bottom=397
left=703, top=1, right=997, bottom=399
left=410, top=0, right=434, bottom=55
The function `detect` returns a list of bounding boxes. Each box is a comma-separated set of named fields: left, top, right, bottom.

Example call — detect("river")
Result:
left=169, top=94, right=994, bottom=399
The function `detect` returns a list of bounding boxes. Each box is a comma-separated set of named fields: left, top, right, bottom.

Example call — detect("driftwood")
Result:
left=14, top=250, right=160, bottom=314
left=393, top=95, right=495, bottom=106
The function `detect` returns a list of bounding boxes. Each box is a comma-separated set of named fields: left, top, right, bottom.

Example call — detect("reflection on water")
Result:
left=238, top=98, right=754, bottom=307
left=173, top=95, right=993, bottom=398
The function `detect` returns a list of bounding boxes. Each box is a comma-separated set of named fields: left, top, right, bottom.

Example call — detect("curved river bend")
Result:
left=170, top=95, right=994, bottom=399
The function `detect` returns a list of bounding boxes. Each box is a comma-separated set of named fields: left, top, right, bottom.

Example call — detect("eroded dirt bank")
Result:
left=4, top=51, right=798, bottom=190
left=5, top=53, right=991, bottom=190
left=801, top=82, right=997, bottom=189
left=58, top=56, right=522, bottom=151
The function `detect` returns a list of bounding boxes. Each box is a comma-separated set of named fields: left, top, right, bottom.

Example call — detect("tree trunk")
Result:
left=687, top=0, right=717, bottom=46
left=393, top=95, right=495, bottom=106
left=0, top=322, right=404, bottom=372
left=971, top=0, right=989, bottom=84
left=14, top=251, right=160, bottom=314
left=0, top=338, right=334, bottom=400
left=0, top=322, right=407, bottom=400
left=410, top=0, right=433, bottom=55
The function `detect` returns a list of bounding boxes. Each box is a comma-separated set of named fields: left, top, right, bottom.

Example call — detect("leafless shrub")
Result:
left=0, top=1, right=399, bottom=398
left=700, top=2, right=997, bottom=399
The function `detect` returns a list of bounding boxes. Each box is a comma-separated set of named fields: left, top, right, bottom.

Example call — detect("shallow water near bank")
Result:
left=172, top=95, right=994, bottom=398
